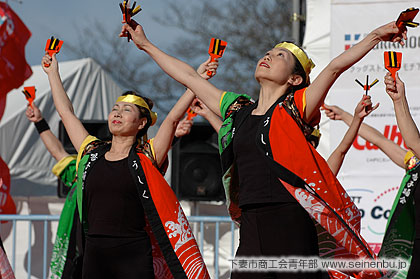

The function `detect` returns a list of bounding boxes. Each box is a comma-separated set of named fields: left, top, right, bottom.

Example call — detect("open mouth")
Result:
left=259, top=62, right=270, bottom=68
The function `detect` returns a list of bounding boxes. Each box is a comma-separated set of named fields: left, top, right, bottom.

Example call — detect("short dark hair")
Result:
left=278, top=41, right=311, bottom=92
left=291, top=52, right=310, bottom=92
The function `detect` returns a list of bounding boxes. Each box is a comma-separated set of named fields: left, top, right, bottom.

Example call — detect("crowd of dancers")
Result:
left=1, top=9, right=420, bottom=279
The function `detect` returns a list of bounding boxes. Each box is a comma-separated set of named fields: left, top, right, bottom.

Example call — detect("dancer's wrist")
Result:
left=34, top=118, right=50, bottom=134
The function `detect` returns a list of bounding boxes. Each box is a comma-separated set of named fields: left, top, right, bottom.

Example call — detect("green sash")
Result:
left=379, top=155, right=420, bottom=278
left=49, top=156, right=77, bottom=279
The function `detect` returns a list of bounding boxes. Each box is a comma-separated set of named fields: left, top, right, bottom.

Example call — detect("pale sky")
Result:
left=7, top=0, right=185, bottom=65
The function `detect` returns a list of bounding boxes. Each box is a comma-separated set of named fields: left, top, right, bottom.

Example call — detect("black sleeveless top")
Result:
left=233, top=111, right=296, bottom=208
left=85, top=156, right=146, bottom=237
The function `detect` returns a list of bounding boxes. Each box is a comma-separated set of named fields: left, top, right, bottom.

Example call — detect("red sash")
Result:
left=139, top=153, right=210, bottom=279
left=269, top=106, right=381, bottom=278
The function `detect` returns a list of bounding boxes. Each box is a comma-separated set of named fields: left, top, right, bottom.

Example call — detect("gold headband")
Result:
left=116, top=95, right=157, bottom=126
left=274, top=42, right=315, bottom=77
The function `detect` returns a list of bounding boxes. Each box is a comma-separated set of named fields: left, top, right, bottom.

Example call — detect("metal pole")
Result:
left=43, top=220, right=48, bottom=279
left=292, top=0, right=301, bottom=43
left=192, top=201, right=199, bottom=238
left=231, top=222, right=235, bottom=258
left=27, top=221, right=32, bottom=279
left=214, top=221, right=220, bottom=278
left=12, top=220, right=16, bottom=271
left=200, top=221, right=204, bottom=253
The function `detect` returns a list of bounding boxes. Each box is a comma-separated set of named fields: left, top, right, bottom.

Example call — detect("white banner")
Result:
left=329, top=1, right=420, bottom=248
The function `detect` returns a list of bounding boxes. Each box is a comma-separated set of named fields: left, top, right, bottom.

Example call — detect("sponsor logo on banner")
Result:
left=343, top=33, right=420, bottom=75
left=353, top=124, right=407, bottom=150
left=331, top=0, right=420, bottom=248
left=375, top=35, right=420, bottom=50
left=347, top=186, right=400, bottom=252
left=344, top=33, right=362, bottom=50
left=344, top=33, right=420, bottom=52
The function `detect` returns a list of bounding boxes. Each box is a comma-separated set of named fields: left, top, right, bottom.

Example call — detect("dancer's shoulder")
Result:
left=220, top=91, right=253, bottom=120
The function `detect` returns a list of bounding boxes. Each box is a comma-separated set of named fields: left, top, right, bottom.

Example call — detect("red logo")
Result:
left=353, top=125, right=407, bottom=150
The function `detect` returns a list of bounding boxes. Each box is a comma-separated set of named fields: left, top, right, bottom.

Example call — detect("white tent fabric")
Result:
left=302, top=0, right=331, bottom=158
left=0, top=58, right=122, bottom=196
left=302, top=0, right=331, bottom=78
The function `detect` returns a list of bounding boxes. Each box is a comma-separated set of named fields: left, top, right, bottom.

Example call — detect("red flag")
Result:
left=0, top=157, right=16, bottom=217
left=0, top=2, right=32, bottom=120
left=0, top=96, right=5, bottom=123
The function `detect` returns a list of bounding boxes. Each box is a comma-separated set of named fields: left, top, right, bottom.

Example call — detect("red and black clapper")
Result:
left=119, top=0, right=142, bottom=42
left=396, top=7, right=419, bottom=29
left=355, top=75, right=378, bottom=112
left=45, top=36, right=63, bottom=57
left=186, top=107, right=197, bottom=120
left=207, top=38, right=227, bottom=76
left=355, top=75, right=379, bottom=96
left=384, top=51, right=402, bottom=80
left=44, top=36, right=63, bottom=67
left=22, top=86, right=36, bottom=108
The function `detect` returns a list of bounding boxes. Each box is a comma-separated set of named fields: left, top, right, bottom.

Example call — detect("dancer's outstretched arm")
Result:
left=25, top=103, right=69, bottom=161
left=191, top=98, right=223, bottom=133
left=153, top=57, right=218, bottom=166
left=305, top=22, right=406, bottom=123
left=385, top=72, right=420, bottom=159
left=42, top=54, right=88, bottom=152
left=325, top=96, right=378, bottom=175
left=120, top=20, right=223, bottom=117
left=324, top=103, right=406, bottom=169
left=174, top=116, right=193, bottom=138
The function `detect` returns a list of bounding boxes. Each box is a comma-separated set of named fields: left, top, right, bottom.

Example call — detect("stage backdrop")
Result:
left=329, top=0, right=420, bottom=251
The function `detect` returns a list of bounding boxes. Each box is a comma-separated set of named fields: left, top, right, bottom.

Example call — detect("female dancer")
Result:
left=25, top=102, right=196, bottom=279
left=26, top=103, right=82, bottom=278
left=120, top=19, right=406, bottom=278
left=324, top=99, right=418, bottom=278
left=26, top=104, right=197, bottom=279
left=42, top=52, right=217, bottom=279
left=384, top=72, right=420, bottom=278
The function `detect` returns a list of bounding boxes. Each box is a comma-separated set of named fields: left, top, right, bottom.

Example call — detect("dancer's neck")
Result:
left=106, top=135, right=136, bottom=161
left=253, top=82, right=289, bottom=115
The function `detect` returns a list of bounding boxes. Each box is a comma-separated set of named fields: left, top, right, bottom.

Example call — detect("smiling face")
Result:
left=108, top=101, right=147, bottom=137
left=254, top=47, right=301, bottom=86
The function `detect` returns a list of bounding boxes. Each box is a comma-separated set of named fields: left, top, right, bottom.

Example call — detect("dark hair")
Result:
left=291, top=54, right=309, bottom=92
left=121, top=91, right=154, bottom=140
left=278, top=41, right=311, bottom=92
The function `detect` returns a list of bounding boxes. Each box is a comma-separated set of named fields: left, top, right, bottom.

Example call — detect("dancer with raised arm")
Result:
left=121, top=17, right=406, bottom=278
left=26, top=99, right=201, bottom=279
left=190, top=98, right=223, bottom=133
left=325, top=95, right=379, bottom=176
left=324, top=98, right=418, bottom=278
left=42, top=52, right=217, bottom=279
left=25, top=103, right=82, bottom=279
left=383, top=71, right=420, bottom=278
